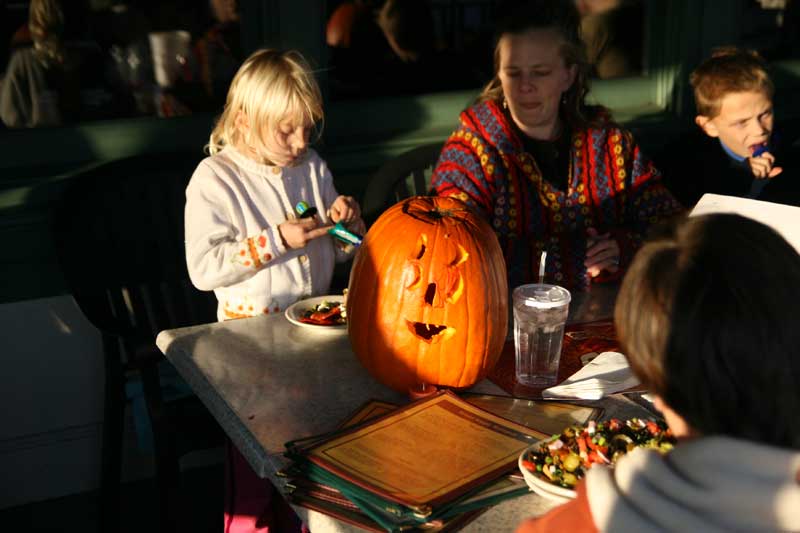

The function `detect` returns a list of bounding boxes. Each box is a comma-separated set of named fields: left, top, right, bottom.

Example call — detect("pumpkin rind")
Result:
left=347, top=196, right=508, bottom=392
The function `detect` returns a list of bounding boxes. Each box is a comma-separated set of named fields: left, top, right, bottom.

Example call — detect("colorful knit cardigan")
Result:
left=431, top=100, right=682, bottom=291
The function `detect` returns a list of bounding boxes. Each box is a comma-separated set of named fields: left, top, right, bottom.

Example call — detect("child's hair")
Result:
left=690, top=47, right=774, bottom=118
left=615, top=214, right=800, bottom=449
left=207, top=49, right=323, bottom=162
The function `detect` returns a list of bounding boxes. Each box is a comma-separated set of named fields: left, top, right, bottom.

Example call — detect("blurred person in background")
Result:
left=0, top=0, right=81, bottom=127
left=376, top=0, right=435, bottom=63
left=326, top=0, right=391, bottom=98
left=88, top=0, right=155, bottom=116
left=326, top=0, right=380, bottom=49
left=327, top=0, right=479, bottom=98
left=575, top=0, right=643, bottom=79
left=371, top=0, right=443, bottom=94
left=193, top=0, right=243, bottom=110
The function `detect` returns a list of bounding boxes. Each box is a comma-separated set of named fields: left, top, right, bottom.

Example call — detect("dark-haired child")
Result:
left=517, top=213, right=800, bottom=532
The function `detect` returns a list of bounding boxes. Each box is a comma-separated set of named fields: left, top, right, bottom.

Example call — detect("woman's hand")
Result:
left=328, top=195, right=361, bottom=224
left=278, top=217, right=332, bottom=249
left=585, top=227, right=620, bottom=277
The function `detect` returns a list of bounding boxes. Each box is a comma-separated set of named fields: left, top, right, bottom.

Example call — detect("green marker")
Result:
left=328, top=222, right=362, bottom=246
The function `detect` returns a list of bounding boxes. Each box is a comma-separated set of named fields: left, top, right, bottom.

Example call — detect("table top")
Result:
left=156, top=286, right=651, bottom=532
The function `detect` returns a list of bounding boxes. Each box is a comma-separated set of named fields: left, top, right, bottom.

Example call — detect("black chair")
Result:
left=361, top=141, right=444, bottom=226
left=52, top=151, right=224, bottom=532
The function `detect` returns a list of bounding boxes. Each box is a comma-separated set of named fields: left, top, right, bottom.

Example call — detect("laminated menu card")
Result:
left=285, top=397, right=531, bottom=532
left=287, top=391, right=547, bottom=519
left=286, top=400, right=399, bottom=455
left=287, top=467, right=524, bottom=532
left=287, top=480, right=488, bottom=533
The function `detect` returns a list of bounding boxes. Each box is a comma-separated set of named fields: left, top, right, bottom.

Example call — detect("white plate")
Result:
left=284, top=296, right=347, bottom=331
left=518, top=442, right=577, bottom=504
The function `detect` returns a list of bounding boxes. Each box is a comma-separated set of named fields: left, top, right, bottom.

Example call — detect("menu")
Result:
left=303, top=391, right=547, bottom=510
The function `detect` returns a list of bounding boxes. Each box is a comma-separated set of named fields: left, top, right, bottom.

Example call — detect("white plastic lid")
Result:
left=513, top=283, right=571, bottom=309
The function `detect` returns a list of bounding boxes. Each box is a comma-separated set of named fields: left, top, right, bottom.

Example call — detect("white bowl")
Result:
left=284, top=295, right=347, bottom=332
left=518, top=442, right=577, bottom=504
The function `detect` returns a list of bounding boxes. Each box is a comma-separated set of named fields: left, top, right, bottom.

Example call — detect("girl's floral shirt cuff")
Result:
left=231, top=228, right=285, bottom=269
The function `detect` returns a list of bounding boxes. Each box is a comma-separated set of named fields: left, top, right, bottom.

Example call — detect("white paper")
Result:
left=690, top=194, right=800, bottom=255
left=542, top=351, right=640, bottom=400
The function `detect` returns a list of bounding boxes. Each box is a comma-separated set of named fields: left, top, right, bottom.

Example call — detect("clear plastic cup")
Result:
left=513, top=283, right=571, bottom=387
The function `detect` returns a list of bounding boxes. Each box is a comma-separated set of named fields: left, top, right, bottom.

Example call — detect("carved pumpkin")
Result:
left=347, top=196, right=508, bottom=392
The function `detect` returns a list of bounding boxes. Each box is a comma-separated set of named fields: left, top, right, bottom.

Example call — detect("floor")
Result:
left=1, top=463, right=224, bottom=532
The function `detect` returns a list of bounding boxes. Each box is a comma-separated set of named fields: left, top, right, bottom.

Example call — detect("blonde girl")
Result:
left=187, top=48, right=365, bottom=532
left=186, top=48, right=364, bottom=322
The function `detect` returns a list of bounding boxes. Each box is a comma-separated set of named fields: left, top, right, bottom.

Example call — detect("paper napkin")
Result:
left=542, top=351, right=640, bottom=400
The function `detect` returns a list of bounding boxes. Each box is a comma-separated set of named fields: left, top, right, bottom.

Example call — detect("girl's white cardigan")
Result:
left=185, top=146, right=352, bottom=321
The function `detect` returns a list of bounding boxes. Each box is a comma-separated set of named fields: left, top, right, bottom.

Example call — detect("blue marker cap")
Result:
left=752, top=144, right=768, bottom=157
left=295, top=201, right=317, bottom=219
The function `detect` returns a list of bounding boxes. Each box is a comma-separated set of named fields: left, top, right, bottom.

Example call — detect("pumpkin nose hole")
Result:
left=424, top=283, right=436, bottom=305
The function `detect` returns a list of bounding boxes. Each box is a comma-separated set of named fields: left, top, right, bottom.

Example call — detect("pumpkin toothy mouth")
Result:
left=406, top=320, right=455, bottom=343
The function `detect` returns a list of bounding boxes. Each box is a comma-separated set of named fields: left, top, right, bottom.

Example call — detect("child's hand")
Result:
left=328, top=195, right=361, bottom=224
left=585, top=227, right=620, bottom=277
left=347, top=217, right=366, bottom=237
left=279, top=217, right=333, bottom=249
left=748, top=151, right=783, bottom=179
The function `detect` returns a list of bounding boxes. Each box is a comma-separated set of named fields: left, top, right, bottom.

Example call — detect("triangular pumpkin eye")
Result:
left=414, top=234, right=428, bottom=260
left=444, top=244, right=467, bottom=303
left=404, top=234, right=428, bottom=289
left=450, top=244, right=469, bottom=267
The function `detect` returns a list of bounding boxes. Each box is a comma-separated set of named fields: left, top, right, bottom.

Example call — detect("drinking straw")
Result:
left=538, top=251, right=547, bottom=284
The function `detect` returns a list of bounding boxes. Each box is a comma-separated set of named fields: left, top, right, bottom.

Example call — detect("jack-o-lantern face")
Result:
left=401, top=233, right=469, bottom=344
left=347, top=196, right=508, bottom=392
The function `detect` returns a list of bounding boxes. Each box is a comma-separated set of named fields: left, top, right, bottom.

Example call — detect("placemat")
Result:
left=488, top=319, right=619, bottom=400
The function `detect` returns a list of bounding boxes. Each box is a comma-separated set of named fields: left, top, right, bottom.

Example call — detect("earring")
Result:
left=502, top=97, right=508, bottom=110
left=561, top=94, right=567, bottom=105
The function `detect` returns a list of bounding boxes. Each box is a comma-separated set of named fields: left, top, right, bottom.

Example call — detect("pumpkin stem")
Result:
left=430, top=207, right=469, bottom=220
